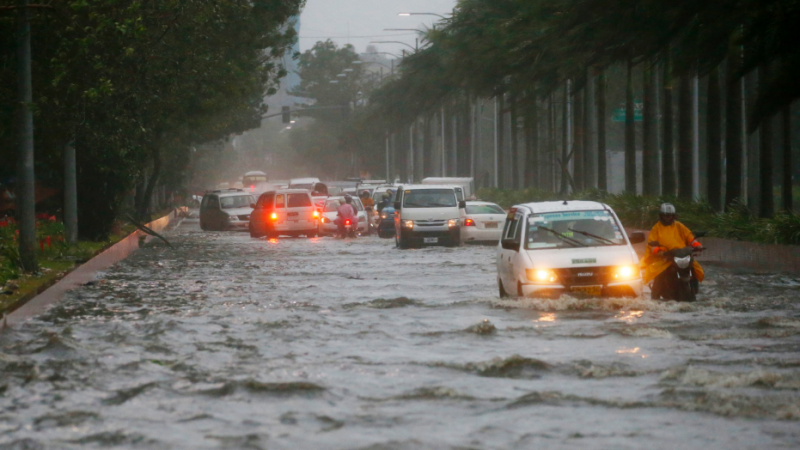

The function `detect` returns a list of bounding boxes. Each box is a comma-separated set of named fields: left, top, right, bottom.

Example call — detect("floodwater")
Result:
left=1, top=216, right=799, bottom=449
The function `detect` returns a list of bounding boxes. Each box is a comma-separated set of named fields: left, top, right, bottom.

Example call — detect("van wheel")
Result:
left=498, top=278, right=509, bottom=298
left=307, top=229, right=318, bottom=238
left=200, top=221, right=208, bottom=231
left=517, top=282, right=524, bottom=298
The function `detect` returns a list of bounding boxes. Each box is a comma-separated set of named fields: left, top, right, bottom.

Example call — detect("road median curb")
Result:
left=2, top=207, right=187, bottom=329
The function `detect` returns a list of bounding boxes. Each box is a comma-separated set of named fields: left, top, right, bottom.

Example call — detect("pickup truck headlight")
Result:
left=527, top=269, right=558, bottom=284
left=402, top=219, right=414, bottom=229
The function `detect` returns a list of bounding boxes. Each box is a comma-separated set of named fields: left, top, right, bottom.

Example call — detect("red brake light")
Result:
left=250, top=185, right=255, bottom=192
left=345, top=219, right=351, bottom=225
left=313, top=210, right=320, bottom=218
left=270, top=212, right=278, bottom=220
left=465, top=218, right=476, bottom=227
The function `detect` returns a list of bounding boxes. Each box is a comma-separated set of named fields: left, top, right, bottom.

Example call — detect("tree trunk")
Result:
left=546, top=93, right=555, bottom=191
left=662, top=55, right=676, bottom=196
left=596, top=70, right=607, bottom=191
left=573, top=88, right=584, bottom=191
left=583, top=74, right=594, bottom=189
left=725, top=50, right=744, bottom=210
left=783, top=106, right=793, bottom=211
left=561, top=82, right=570, bottom=194
left=510, top=93, right=519, bottom=189
left=423, top=115, right=433, bottom=178
left=525, top=97, right=539, bottom=188
left=759, top=64, right=774, bottom=218
left=707, top=67, right=723, bottom=211
left=497, top=95, right=506, bottom=188
left=678, top=75, right=694, bottom=200
left=64, top=139, right=78, bottom=245
left=643, top=61, right=658, bottom=195
left=16, top=0, right=37, bottom=272
left=137, top=149, right=162, bottom=222
left=625, top=60, right=636, bottom=194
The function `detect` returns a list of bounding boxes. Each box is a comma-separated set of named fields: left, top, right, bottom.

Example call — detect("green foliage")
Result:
left=0, top=0, right=304, bottom=238
left=478, top=188, right=800, bottom=245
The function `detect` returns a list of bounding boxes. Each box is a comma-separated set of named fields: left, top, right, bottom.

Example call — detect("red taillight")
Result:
left=345, top=219, right=351, bottom=226
left=465, top=218, right=476, bottom=227
left=313, top=210, right=320, bottom=218
left=270, top=212, right=278, bottom=221
left=250, top=185, right=255, bottom=192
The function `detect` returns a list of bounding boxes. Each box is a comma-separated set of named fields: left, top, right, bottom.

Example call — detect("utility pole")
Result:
left=441, top=107, right=446, bottom=176
left=16, top=0, right=38, bottom=272
left=385, top=130, right=390, bottom=181
left=493, top=97, right=499, bottom=188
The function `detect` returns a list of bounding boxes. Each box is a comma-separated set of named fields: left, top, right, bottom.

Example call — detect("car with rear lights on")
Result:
left=249, top=189, right=319, bottom=238
left=459, top=201, right=506, bottom=245
left=200, top=190, right=255, bottom=231
left=496, top=200, right=646, bottom=299
left=318, top=196, right=369, bottom=236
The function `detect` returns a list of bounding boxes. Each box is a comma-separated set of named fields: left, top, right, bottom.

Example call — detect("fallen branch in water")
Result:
left=126, top=214, right=173, bottom=248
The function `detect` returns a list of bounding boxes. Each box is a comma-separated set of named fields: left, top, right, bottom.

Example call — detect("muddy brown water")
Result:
left=1, top=217, right=799, bottom=449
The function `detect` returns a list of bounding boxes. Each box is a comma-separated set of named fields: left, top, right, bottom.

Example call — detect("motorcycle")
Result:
left=338, top=217, right=358, bottom=239
left=650, top=231, right=706, bottom=302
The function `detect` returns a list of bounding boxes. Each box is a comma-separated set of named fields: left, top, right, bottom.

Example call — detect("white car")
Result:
left=288, top=177, right=321, bottom=191
left=497, top=200, right=646, bottom=298
left=459, top=201, right=506, bottom=245
left=318, top=197, right=369, bottom=236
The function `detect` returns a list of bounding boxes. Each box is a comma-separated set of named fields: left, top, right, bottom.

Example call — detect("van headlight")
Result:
left=526, top=269, right=558, bottom=284
left=612, top=265, right=640, bottom=281
left=448, top=219, right=458, bottom=228
left=402, top=220, right=414, bottom=229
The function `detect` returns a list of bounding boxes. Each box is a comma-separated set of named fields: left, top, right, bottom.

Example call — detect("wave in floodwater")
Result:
left=2, top=223, right=800, bottom=449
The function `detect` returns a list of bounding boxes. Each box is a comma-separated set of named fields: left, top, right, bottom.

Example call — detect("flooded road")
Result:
left=2, top=216, right=799, bottom=449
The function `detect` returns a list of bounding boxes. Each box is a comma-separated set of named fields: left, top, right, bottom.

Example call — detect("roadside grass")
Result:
left=477, top=188, right=800, bottom=246
left=0, top=209, right=173, bottom=314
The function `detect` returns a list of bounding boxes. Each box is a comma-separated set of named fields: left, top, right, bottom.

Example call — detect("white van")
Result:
left=393, top=185, right=462, bottom=248
left=422, top=177, right=474, bottom=201
left=496, top=201, right=646, bottom=298
left=288, top=177, right=321, bottom=191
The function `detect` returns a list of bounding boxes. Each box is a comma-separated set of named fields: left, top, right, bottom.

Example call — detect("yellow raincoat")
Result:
left=642, top=221, right=704, bottom=284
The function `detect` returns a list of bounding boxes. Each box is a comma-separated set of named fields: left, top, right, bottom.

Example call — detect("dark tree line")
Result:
left=366, top=0, right=798, bottom=215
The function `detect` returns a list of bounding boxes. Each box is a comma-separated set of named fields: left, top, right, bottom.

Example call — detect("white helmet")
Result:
left=660, top=203, right=676, bottom=214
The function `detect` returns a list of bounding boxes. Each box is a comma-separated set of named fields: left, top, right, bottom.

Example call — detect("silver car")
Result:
left=200, top=190, right=255, bottom=231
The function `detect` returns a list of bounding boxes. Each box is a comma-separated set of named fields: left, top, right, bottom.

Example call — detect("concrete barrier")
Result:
left=628, top=228, right=800, bottom=275
left=3, top=208, right=187, bottom=328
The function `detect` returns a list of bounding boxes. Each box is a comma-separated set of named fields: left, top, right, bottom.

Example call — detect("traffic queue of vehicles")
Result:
left=200, top=177, right=653, bottom=300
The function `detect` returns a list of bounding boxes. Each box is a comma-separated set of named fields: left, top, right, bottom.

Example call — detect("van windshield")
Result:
left=403, top=189, right=457, bottom=208
left=525, top=210, right=624, bottom=250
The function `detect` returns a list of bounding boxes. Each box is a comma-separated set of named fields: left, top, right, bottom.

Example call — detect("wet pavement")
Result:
left=1, top=216, right=799, bottom=449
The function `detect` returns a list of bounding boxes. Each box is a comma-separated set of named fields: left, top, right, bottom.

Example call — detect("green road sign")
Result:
left=612, top=101, right=643, bottom=122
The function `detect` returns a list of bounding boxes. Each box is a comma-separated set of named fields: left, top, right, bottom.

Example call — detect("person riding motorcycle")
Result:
left=335, top=195, right=358, bottom=237
left=376, top=193, right=391, bottom=213
left=360, top=190, right=375, bottom=233
left=642, top=203, right=705, bottom=297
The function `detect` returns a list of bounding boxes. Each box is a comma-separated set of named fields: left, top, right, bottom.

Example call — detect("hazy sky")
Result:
left=298, top=0, right=457, bottom=58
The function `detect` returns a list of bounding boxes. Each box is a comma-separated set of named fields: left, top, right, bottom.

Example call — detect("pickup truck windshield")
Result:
left=525, top=210, right=624, bottom=250
left=403, top=189, right=457, bottom=208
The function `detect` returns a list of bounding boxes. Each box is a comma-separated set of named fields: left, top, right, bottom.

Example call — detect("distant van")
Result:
left=393, top=185, right=462, bottom=248
left=421, top=177, right=474, bottom=202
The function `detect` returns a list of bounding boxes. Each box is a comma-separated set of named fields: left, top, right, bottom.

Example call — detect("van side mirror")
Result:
left=458, top=200, right=466, bottom=209
left=628, top=231, right=646, bottom=245
left=393, top=201, right=401, bottom=210
left=501, top=239, right=520, bottom=251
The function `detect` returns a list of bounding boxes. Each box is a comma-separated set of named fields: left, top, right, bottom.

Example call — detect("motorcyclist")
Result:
left=360, top=190, right=374, bottom=210
left=376, top=193, right=391, bottom=213
left=335, top=195, right=358, bottom=236
left=642, top=203, right=705, bottom=295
